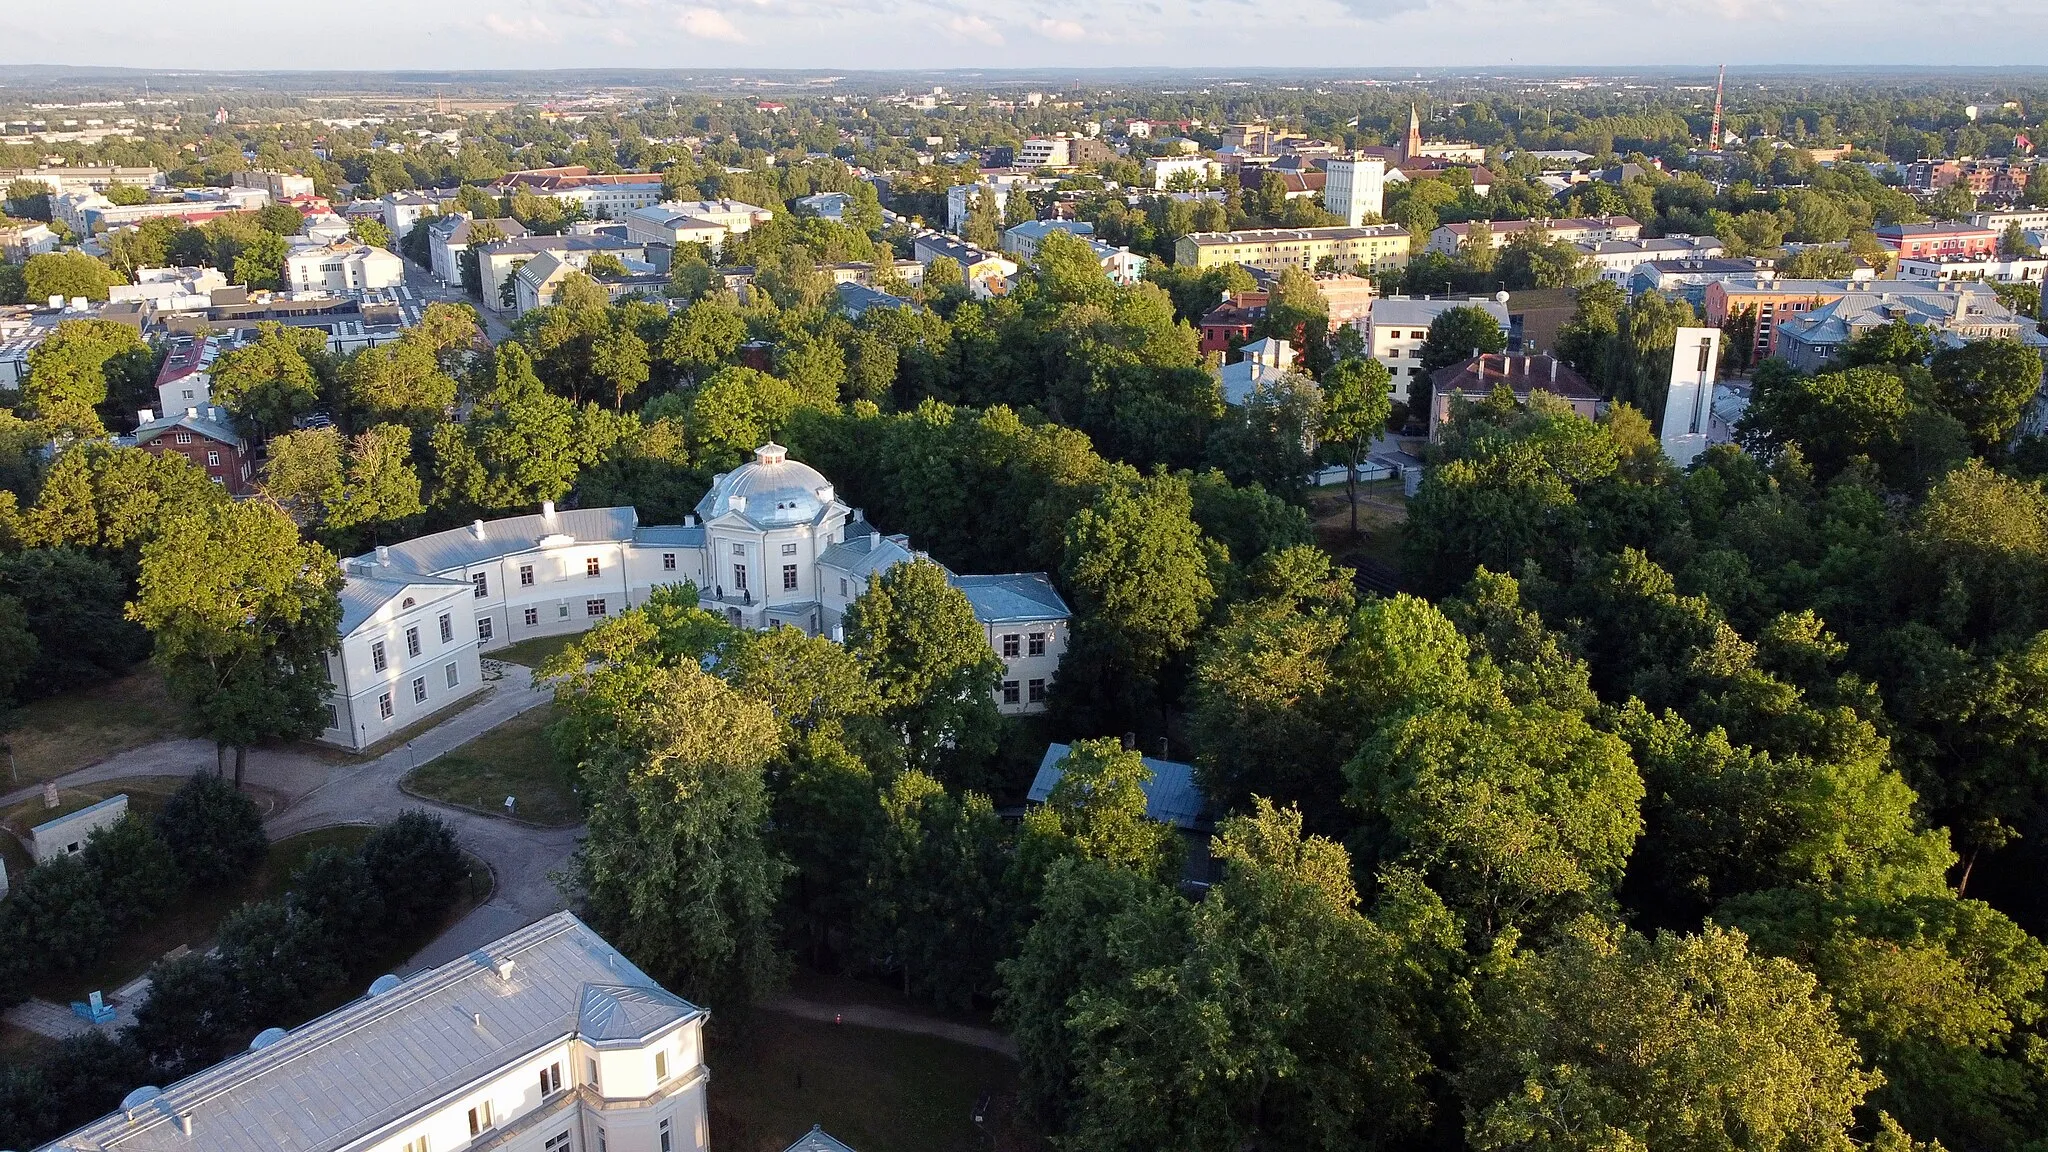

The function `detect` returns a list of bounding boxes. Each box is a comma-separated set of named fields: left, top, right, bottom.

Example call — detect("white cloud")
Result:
left=946, top=14, right=1005, bottom=44
left=1036, top=17, right=1087, bottom=39
left=483, top=12, right=556, bottom=38
left=675, top=7, right=747, bottom=39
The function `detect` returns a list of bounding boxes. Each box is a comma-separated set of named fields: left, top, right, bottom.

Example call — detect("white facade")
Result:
left=553, top=181, right=666, bottom=218
left=1144, top=156, right=1221, bottom=189
left=287, top=243, right=405, bottom=294
left=1580, top=235, right=1725, bottom=283
left=323, top=447, right=1071, bottom=742
left=1896, top=254, right=2048, bottom=283
left=1017, top=138, right=1072, bottom=169
left=1659, top=327, right=1723, bottom=469
left=29, top=794, right=128, bottom=863
left=1366, top=297, right=1512, bottom=400
left=1323, top=156, right=1387, bottom=227
left=38, top=913, right=710, bottom=1152
left=622, top=206, right=736, bottom=257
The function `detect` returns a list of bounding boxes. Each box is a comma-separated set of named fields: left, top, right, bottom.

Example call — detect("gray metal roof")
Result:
left=633, top=524, right=707, bottom=547
left=783, top=1127, right=861, bottom=1152
left=1370, top=297, right=1510, bottom=329
left=817, top=531, right=920, bottom=581
left=132, top=407, right=244, bottom=450
left=41, top=912, right=701, bottom=1152
left=695, top=444, right=845, bottom=530
left=337, top=572, right=470, bottom=636
left=949, top=573, right=1070, bottom=625
left=350, top=507, right=640, bottom=576
left=1028, top=742, right=1207, bottom=831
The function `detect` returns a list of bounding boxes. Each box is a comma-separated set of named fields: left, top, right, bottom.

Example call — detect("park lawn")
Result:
left=710, top=1012, right=1045, bottom=1152
left=489, top=632, right=581, bottom=669
left=1, top=670, right=180, bottom=787
left=402, top=705, right=580, bottom=826
left=25, top=825, right=374, bottom=1005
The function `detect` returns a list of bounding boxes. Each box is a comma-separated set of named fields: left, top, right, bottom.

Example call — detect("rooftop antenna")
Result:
left=1708, top=64, right=1726, bottom=153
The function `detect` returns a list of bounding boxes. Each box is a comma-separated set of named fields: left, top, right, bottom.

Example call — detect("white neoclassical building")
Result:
left=323, top=444, right=1069, bottom=750
left=38, top=913, right=707, bottom=1152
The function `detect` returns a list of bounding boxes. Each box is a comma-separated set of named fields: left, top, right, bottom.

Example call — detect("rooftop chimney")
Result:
left=470, top=520, right=487, bottom=540
left=375, top=545, right=391, bottom=566
left=180, top=1115, right=193, bottom=1138
left=1550, top=356, right=1559, bottom=383
left=185, top=406, right=198, bottom=418
left=137, top=408, right=153, bottom=424
left=540, top=499, right=555, bottom=519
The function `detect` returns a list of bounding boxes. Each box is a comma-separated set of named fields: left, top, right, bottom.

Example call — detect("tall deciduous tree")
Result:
left=22, top=319, right=148, bottom=437
left=842, top=557, right=1005, bottom=788
left=1318, top=356, right=1393, bottom=534
left=128, top=500, right=343, bottom=787
left=209, top=322, right=330, bottom=441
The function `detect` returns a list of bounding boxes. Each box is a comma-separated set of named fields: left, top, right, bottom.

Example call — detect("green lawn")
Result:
left=1, top=670, right=180, bottom=787
left=401, top=704, right=580, bottom=826
left=23, top=824, right=373, bottom=1004
left=489, top=632, right=582, bottom=669
left=710, top=1012, right=1044, bottom=1152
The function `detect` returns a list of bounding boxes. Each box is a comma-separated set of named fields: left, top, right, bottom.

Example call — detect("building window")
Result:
left=558, top=603, right=570, bottom=618
left=1002, top=681, right=1020, bottom=704
left=472, top=572, right=488, bottom=598
left=323, top=703, right=339, bottom=728
left=371, top=642, right=387, bottom=672
left=540, top=1062, right=562, bottom=1095
left=660, top=1118, right=673, bottom=1152
left=445, top=661, right=459, bottom=688
left=1029, top=632, right=1046, bottom=656
left=655, top=1050, right=670, bottom=1081
left=524, top=606, right=539, bottom=626
left=520, top=564, right=534, bottom=586
left=405, top=626, right=420, bottom=657
left=588, top=1057, right=600, bottom=1088
left=467, top=1102, right=492, bottom=1135
left=1029, top=678, right=1047, bottom=703
left=782, top=564, right=798, bottom=590
left=403, top=1138, right=429, bottom=1152
left=663, top=552, right=677, bottom=571
left=439, top=613, right=453, bottom=643
left=731, top=542, right=745, bottom=556
left=544, top=1134, right=571, bottom=1152
left=838, top=577, right=848, bottom=597
left=412, top=676, right=427, bottom=704
left=378, top=692, right=393, bottom=720
left=477, top=617, right=494, bottom=642
left=597, top=1129, right=606, bottom=1152
left=733, top=564, right=747, bottom=591
left=586, top=557, right=601, bottom=578
left=586, top=598, right=607, bottom=617
left=781, top=542, right=798, bottom=556
left=175, top=432, right=192, bottom=444
left=206, top=451, right=220, bottom=467
left=1002, top=634, right=1020, bottom=658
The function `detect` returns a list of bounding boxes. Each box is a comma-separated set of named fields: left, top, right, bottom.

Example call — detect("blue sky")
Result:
left=9, top=0, right=2048, bottom=71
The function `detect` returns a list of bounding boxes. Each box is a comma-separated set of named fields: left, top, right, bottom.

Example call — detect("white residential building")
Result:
left=36, top=912, right=711, bottom=1152
left=1965, top=208, right=2048, bottom=235
left=234, top=170, right=315, bottom=199
left=108, top=266, right=229, bottom=313
left=472, top=236, right=647, bottom=315
left=426, top=215, right=532, bottom=284
left=1002, top=219, right=1095, bottom=262
left=1366, top=296, right=1512, bottom=400
left=1143, top=156, right=1222, bottom=189
left=1322, top=156, right=1387, bottom=227
left=0, top=220, right=58, bottom=262
left=650, top=199, right=774, bottom=236
left=1895, top=253, right=2048, bottom=283
left=794, top=191, right=852, bottom=220
left=1425, top=214, right=1643, bottom=256
left=1017, top=137, right=1073, bottom=168
left=1221, top=337, right=1294, bottom=405
left=380, top=190, right=456, bottom=245
left=1579, top=235, right=1724, bottom=284
left=622, top=206, right=737, bottom=257
left=324, top=445, right=1070, bottom=747
left=286, top=242, right=405, bottom=294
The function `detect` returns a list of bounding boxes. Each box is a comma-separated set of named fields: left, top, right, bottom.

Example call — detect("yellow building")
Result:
left=1175, top=225, right=1411, bottom=276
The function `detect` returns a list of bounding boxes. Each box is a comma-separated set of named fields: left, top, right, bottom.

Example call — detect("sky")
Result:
left=9, top=0, right=2048, bottom=73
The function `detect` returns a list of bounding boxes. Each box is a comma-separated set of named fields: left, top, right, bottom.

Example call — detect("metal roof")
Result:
left=1028, top=742, right=1207, bottom=831
left=783, top=1127, right=861, bottom=1152
left=949, top=573, right=1070, bottom=625
left=818, top=531, right=920, bottom=582
left=633, top=524, right=707, bottom=548
left=41, top=912, right=701, bottom=1152
left=337, top=572, right=471, bottom=636
left=350, top=507, right=640, bottom=576
left=695, top=444, right=845, bottom=531
left=1369, top=297, right=1509, bottom=328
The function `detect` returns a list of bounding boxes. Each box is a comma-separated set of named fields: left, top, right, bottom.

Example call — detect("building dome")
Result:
left=695, top=443, right=839, bottom=528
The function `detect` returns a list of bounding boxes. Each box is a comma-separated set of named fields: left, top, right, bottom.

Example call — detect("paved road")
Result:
left=400, top=253, right=512, bottom=344
left=3, top=663, right=573, bottom=1037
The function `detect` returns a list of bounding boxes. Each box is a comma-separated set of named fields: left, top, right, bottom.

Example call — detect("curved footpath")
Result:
left=0, top=664, right=571, bottom=980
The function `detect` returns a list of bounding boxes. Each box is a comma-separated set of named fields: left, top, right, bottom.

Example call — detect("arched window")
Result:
left=401, top=597, right=416, bottom=609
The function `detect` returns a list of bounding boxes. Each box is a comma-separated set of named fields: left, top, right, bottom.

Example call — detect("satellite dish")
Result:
left=1494, top=290, right=1511, bottom=304
left=249, top=1027, right=289, bottom=1051
left=367, top=974, right=402, bottom=997
left=121, top=1086, right=162, bottom=1111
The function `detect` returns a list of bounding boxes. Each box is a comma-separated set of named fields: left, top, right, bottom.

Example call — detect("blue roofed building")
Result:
left=833, top=280, right=917, bottom=321
left=950, top=574, right=1071, bottom=715
left=783, top=1126, right=862, bottom=1152
left=1028, top=742, right=1208, bottom=831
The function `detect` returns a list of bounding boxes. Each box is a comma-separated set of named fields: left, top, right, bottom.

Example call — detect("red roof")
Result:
left=1431, top=352, right=1598, bottom=401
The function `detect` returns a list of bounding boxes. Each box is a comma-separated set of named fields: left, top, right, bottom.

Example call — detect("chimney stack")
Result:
left=376, top=545, right=391, bottom=565
left=540, top=499, right=556, bottom=519
left=470, top=520, right=487, bottom=540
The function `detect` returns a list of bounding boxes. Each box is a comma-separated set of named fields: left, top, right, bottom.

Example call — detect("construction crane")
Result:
left=1708, top=64, right=1726, bottom=152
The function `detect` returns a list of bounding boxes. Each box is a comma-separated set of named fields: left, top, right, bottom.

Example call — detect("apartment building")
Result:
left=1579, top=235, right=1724, bottom=284
left=37, top=913, right=710, bottom=1152
left=1424, top=214, right=1642, bottom=256
left=1175, top=225, right=1412, bottom=275
left=131, top=405, right=253, bottom=494
left=1366, top=296, right=1512, bottom=400
left=1776, top=284, right=2048, bottom=373
left=285, top=242, right=405, bottom=294
left=1322, top=156, right=1388, bottom=226
left=1875, top=222, right=2000, bottom=260
left=1704, top=278, right=1868, bottom=364
left=0, top=164, right=162, bottom=195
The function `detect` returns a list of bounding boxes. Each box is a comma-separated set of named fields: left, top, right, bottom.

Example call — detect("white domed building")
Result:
left=322, top=443, right=1069, bottom=750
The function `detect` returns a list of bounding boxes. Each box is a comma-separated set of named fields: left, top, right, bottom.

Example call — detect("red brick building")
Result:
left=133, top=406, right=254, bottom=494
left=1875, top=222, right=2000, bottom=260
left=1198, top=292, right=1268, bottom=354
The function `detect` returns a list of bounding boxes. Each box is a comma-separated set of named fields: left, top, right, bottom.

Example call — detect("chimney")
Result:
left=137, top=407, right=153, bottom=423
left=869, top=530, right=880, bottom=549
left=470, top=520, right=487, bottom=540
left=185, top=406, right=198, bottom=418
left=1550, top=356, right=1559, bottom=383
left=180, top=1115, right=193, bottom=1138
left=375, top=545, right=391, bottom=566
left=540, top=499, right=555, bottom=519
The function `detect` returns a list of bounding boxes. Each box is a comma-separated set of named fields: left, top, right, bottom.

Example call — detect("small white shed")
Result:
left=30, top=793, right=129, bottom=864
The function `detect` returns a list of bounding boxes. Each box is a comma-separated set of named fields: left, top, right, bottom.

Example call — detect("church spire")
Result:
left=1405, top=103, right=1423, bottom=163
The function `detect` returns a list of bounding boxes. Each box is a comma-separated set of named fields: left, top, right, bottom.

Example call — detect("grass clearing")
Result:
left=710, top=1012, right=1044, bottom=1152
left=489, top=632, right=581, bottom=669
left=23, top=824, right=373, bottom=1004
left=401, top=704, right=579, bottom=826
left=1, top=670, right=179, bottom=787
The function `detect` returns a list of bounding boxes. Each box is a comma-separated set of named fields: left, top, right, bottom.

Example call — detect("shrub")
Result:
left=360, top=810, right=467, bottom=935
left=153, top=773, right=266, bottom=886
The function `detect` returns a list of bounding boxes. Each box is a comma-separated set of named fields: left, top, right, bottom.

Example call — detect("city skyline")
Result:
left=8, top=0, right=2048, bottom=74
